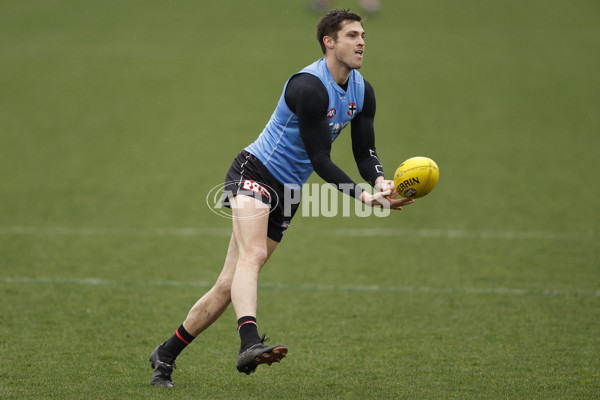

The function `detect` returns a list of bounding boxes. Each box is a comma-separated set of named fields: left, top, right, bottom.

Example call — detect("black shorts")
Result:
left=222, top=150, right=301, bottom=242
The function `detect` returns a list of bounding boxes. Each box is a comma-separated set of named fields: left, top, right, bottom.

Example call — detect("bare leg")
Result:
left=182, top=195, right=279, bottom=335
left=182, top=234, right=238, bottom=336
left=229, top=195, right=275, bottom=319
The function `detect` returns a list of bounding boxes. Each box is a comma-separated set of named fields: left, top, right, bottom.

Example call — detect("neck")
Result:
left=325, top=55, right=351, bottom=86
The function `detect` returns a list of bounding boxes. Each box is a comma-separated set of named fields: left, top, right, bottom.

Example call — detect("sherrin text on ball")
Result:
left=393, top=157, right=439, bottom=199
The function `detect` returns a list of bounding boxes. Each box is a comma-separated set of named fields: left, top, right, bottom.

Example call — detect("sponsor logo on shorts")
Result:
left=206, top=181, right=278, bottom=220
left=242, top=179, right=271, bottom=200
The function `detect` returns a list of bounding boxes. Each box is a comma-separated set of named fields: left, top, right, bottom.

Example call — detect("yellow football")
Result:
left=393, top=157, right=440, bottom=199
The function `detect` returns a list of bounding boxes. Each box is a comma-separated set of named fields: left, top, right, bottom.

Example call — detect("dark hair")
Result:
left=316, top=9, right=363, bottom=54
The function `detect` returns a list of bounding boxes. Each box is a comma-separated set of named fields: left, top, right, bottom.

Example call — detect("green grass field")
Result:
left=1, top=0, right=598, bottom=398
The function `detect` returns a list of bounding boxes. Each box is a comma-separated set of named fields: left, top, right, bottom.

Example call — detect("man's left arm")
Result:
left=351, top=80, right=393, bottom=194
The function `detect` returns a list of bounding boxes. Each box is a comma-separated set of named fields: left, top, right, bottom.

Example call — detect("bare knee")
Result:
left=240, top=245, right=269, bottom=268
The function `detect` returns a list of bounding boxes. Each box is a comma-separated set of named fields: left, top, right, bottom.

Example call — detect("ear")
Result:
left=323, top=35, right=335, bottom=51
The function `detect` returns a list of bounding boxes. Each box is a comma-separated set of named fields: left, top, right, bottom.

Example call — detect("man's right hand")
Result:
left=360, top=190, right=415, bottom=210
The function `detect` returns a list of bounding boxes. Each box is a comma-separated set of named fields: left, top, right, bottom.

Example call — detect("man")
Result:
left=149, top=9, right=414, bottom=387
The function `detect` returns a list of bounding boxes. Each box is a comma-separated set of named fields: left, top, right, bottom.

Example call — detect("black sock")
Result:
left=237, top=316, right=260, bottom=352
left=159, top=324, right=195, bottom=363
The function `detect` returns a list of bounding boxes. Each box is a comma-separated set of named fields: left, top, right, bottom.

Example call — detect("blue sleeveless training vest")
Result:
left=245, top=58, right=365, bottom=186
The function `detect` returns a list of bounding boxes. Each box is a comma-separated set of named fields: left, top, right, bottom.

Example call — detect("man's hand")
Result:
left=360, top=177, right=415, bottom=210
left=374, top=177, right=398, bottom=199
left=360, top=190, right=414, bottom=209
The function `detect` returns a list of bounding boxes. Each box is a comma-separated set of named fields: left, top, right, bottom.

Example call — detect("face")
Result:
left=326, top=20, right=365, bottom=70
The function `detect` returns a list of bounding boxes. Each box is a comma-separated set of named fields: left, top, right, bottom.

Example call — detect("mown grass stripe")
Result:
left=2, top=276, right=598, bottom=297
left=0, top=226, right=588, bottom=240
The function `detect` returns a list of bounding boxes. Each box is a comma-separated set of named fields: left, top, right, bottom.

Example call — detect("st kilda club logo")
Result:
left=347, top=102, right=357, bottom=117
